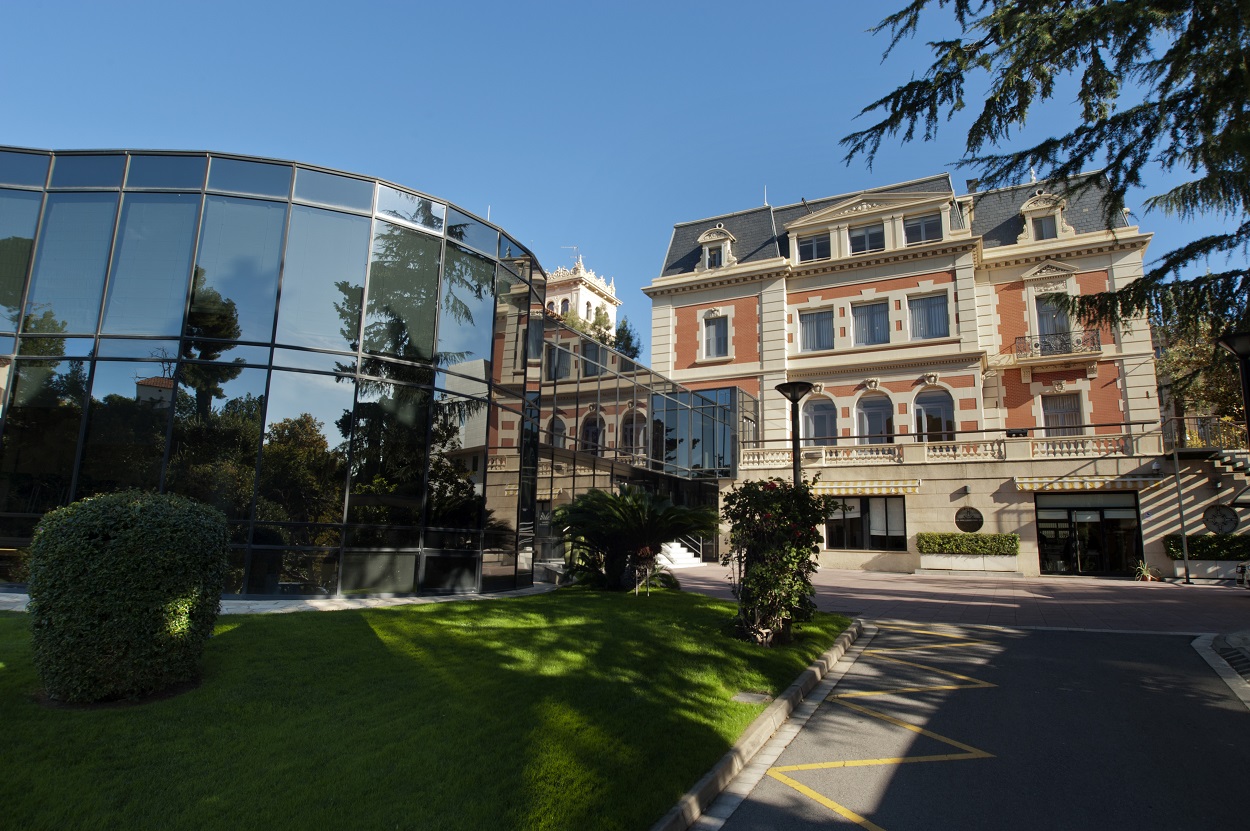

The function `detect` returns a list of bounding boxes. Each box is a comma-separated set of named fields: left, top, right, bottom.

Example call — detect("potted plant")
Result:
left=1134, top=560, right=1161, bottom=582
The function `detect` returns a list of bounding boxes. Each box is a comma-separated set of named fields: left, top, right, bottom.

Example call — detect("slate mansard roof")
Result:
left=660, top=171, right=1127, bottom=277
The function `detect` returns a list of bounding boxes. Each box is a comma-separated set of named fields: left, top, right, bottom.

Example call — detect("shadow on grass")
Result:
left=0, top=590, right=847, bottom=831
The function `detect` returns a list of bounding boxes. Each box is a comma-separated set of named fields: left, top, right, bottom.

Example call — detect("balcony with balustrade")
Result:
left=1014, top=329, right=1102, bottom=363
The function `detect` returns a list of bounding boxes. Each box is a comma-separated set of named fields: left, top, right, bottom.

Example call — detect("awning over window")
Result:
left=1014, top=475, right=1162, bottom=492
left=812, top=479, right=922, bottom=496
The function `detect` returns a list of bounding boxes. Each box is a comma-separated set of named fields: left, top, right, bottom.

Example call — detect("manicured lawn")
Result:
left=0, top=588, right=848, bottom=831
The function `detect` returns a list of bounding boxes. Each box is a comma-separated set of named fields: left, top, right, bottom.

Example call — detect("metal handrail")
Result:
left=1161, top=416, right=1248, bottom=453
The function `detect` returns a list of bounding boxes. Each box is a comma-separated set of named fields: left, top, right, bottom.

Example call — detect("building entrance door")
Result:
left=1035, top=494, right=1142, bottom=575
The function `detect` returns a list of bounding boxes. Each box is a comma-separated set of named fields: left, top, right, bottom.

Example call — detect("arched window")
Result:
left=560, top=298, right=569, bottom=315
left=546, top=301, right=555, bottom=312
left=802, top=399, right=838, bottom=446
left=548, top=417, right=566, bottom=449
left=856, top=394, right=894, bottom=444
left=580, top=414, right=605, bottom=456
left=585, top=301, right=592, bottom=318
left=914, top=389, right=955, bottom=442
left=620, top=413, right=648, bottom=459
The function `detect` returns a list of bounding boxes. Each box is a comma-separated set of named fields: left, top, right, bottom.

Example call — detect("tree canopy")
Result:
left=843, top=0, right=1250, bottom=349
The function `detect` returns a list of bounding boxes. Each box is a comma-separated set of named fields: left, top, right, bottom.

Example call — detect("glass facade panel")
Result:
left=421, top=554, right=478, bottom=592
left=191, top=195, right=287, bottom=343
left=293, top=168, right=375, bottom=213
left=76, top=361, right=173, bottom=497
left=96, top=338, right=179, bottom=359
left=438, top=244, right=495, bottom=373
left=101, top=193, right=200, bottom=335
left=340, top=550, right=418, bottom=593
left=376, top=185, right=445, bottom=234
left=18, top=336, right=95, bottom=357
left=445, top=206, right=498, bottom=256
left=126, top=155, right=207, bottom=190
left=274, top=204, right=370, bottom=352
left=0, top=360, right=89, bottom=514
left=0, top=188, right=43, bottom=331
left=207, top=157, right=292, bottom=198
left=165, top=365, right=268, bottom=519
left=0, top=151, right=50, bottom=187
left=245, top=549, right=339, bottom=595
left=273, top=348, right=355, bottom=373
left=25, top=192, right=119, bottom=334
left=364, top=220, right=441, bottom=362
left=346, top=381, right=430, bottom=526
left=49, top=155, right=125, bottom=189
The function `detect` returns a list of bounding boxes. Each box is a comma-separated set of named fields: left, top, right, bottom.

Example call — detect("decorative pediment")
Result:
left=697, top=225, right=737, bottom=245
left=785, top=192, right=950, bottom=231
left=1020, top=260, right=1078, bottom=283
left=1019, top=192, right=1066, bottom=213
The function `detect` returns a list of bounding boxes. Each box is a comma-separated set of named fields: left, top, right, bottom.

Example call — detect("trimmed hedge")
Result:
left=1163, top=534, right=1250, bottom=561
left=27, top=491, right=228, bottom=703
left=916, top=532, right=1020, bottom=556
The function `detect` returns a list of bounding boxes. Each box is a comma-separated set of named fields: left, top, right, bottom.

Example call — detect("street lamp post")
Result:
left=1216, top=331, right=1250, bottom=507
left=775, top=381, right=814, bottom=485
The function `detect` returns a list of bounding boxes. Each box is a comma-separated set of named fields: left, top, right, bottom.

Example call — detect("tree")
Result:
left=844, top=2, right=1250, bottom=373
left=554, top=486, right=719, bottom=592
left=614, top=316, right=642, bottom=360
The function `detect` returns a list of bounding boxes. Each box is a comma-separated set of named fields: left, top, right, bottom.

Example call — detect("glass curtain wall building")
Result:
left=0, top=147, right=734, bottom=596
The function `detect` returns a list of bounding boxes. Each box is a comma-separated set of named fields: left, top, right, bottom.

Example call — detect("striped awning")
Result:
left=1014, top=475, right=1163, bottom=492
left=812, top=479, right=923, bottom=496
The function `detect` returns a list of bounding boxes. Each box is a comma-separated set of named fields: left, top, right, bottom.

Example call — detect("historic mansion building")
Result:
left=644, top=172, right=1208, bottom=578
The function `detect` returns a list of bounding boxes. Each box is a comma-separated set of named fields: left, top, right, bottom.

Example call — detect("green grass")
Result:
left=0, top=588, right=848, bottom=831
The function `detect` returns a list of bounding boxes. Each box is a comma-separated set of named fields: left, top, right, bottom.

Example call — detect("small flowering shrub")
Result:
left=721, top=477, right=831, bottom=645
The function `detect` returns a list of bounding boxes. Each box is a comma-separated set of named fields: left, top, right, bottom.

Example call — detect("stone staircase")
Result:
left=659, top=540, right=705, bottom=569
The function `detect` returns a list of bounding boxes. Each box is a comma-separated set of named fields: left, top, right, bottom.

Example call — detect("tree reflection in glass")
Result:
left=0, top=360, right=88, bottom=513
left=76, top=361, right=175, bottom=498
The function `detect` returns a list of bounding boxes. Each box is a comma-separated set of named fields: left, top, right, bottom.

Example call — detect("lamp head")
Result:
left=775, top=381, right=815, bottom=403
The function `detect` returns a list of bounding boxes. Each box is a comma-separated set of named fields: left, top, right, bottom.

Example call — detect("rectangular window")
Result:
left=1033, top=215, right=1058, bottom=240
left=852, top=302, right=889, bottom=346
left=545, top=345, right=571, bottom=380
left=799, top=310, right=834, bottom=352
left=904, top=213, right=942, bottom=244
left=797, top=234, right=831, bottom=262
left=825, top=497, right=906, bottom=551
left=908, top=294, right=949, bottom=339
left=849, top=223, right=885, bottom=254
left=704, top=317, right=728, bottom=358
left=706, top=245, right=722, bottom=268
left=582, top=341, right=603, bottom=377
left=1043, top=393, right=1082, bottom=437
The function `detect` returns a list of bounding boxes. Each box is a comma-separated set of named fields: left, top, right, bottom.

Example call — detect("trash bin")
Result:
left=1236, top=562, right=1249, bottom=589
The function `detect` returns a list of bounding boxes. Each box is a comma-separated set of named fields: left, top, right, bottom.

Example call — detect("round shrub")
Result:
left=27, top=490, right=229, bottom=703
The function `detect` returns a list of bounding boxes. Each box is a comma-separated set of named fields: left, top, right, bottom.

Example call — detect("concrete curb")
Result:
left=649, top=618, right=866, bottom=831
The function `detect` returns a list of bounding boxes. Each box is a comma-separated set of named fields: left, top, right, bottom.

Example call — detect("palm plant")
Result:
left=553, top=486, right=719, bottom=591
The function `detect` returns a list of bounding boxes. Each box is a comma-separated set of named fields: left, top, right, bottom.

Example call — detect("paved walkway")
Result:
left=676, top=565, right=1250, bottom=637
left=0, top=582, right=556, bottom=614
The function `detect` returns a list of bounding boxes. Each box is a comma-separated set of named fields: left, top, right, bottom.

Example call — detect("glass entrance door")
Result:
left=1035, top=494, right=1142, bottom=575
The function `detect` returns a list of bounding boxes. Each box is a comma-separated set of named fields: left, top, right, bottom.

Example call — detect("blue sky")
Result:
left=3, top=1, right=1226, bottom=365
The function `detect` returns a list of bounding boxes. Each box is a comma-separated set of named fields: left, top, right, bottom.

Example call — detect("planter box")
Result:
left=920, top=553, right=1019, bottom=572
left=1171, top=559, right=1244, bottom=580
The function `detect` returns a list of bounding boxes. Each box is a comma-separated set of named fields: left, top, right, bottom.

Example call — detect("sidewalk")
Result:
left=0, top=582, right=557, bottom=614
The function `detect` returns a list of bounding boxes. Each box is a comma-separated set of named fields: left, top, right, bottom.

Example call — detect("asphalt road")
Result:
left=718, top=623, right=1250, bottom=831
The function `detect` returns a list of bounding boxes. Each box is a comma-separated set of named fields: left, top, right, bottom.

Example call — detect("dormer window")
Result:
left=849, top=222, right=885, bottom=254
left=904, top=213, right=942, bottom=244
left=798, top=233, right=831, bottom=262
left=696, top=224, right=737, bottom=271
left=1017, top=190, right=1074, bottom=244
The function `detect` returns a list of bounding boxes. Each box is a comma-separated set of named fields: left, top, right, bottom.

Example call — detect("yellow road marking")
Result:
left=766, top=626, right=996, bottom=830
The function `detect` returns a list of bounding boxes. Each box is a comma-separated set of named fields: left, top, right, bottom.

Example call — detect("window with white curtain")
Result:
left=856, top=394, right=894, bottom=444
left=825, top=496, right=906, bottom=550
left=802, top=399, right=838, bottom=446
left=852, top=302, right=889, bottom=346
left=703, top=316, right=729, bottom=358
left=908, top=294, right=949, bottom=339
left=582, top=341, right=603, bottom=377
left=799, top=309, right=834, bottom=352
left=1043, top=393, right=1082, bottom=437
left=914, top=389, right=955, bottom=441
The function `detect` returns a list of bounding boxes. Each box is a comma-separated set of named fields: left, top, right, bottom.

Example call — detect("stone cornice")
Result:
left=643, top=260, right=790, bottom=297
left=790, top=239, right=978, bottom=280
left=977, top=231, right=1151, bottom=270
left=786, top=349, right=986, bottom=381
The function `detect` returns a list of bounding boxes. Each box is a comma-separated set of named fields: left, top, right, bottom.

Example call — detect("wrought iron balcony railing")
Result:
left=1015, top=329, right=1101, bottom=359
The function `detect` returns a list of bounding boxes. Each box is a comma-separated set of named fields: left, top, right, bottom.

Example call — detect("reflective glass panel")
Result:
left=126, top=155, right=207, bottom=190
left=346, top=381, right=430, bottom=526
left=420, top=555, right=478, bottom=591
left=49, top=154, right=125, bottom=189
left=95, top=338, right=179, bottom=359
left=273, top=348, right=355, bottom=373
left=0, top=335, right=13, bottom=354
left=364, top=220, right=440, bottom=362
left=0, top=151, right=50, bottom=187
left=17, top=336, right=94, bottom=357
left=0, top=188, right=43, bottom=331
left=252, top=525, right=342, bottom=548
left=340, top=550, right=418, bottom=593
left=376, top=185, right=444, bottom=234
left=245, top=549, right=339, bottom=596
left=293, top=168, right=374, bottom=213
left=207, top=157, right=292, bottom=199
left=76, top=361, right=173, bottom=498
left=165, top=364, right=268, bottom=519
left=274, top=205, right=370, bottom=352
left=257, top=370, right=353, bottom=528
left=191, top=196, right=287, bottom=343
left=0, top=360, right=89, bottom=513
left=181, top=343, right=270, bottom=366
left=25, top=192, right=119, bottom=334
left=445, top=207, right=497, bottom=255
left=100, top=193, right=200, bottom=335
left=438, top=244, right=495, bottom=375
left=436, top=369, right=487, bottom=399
